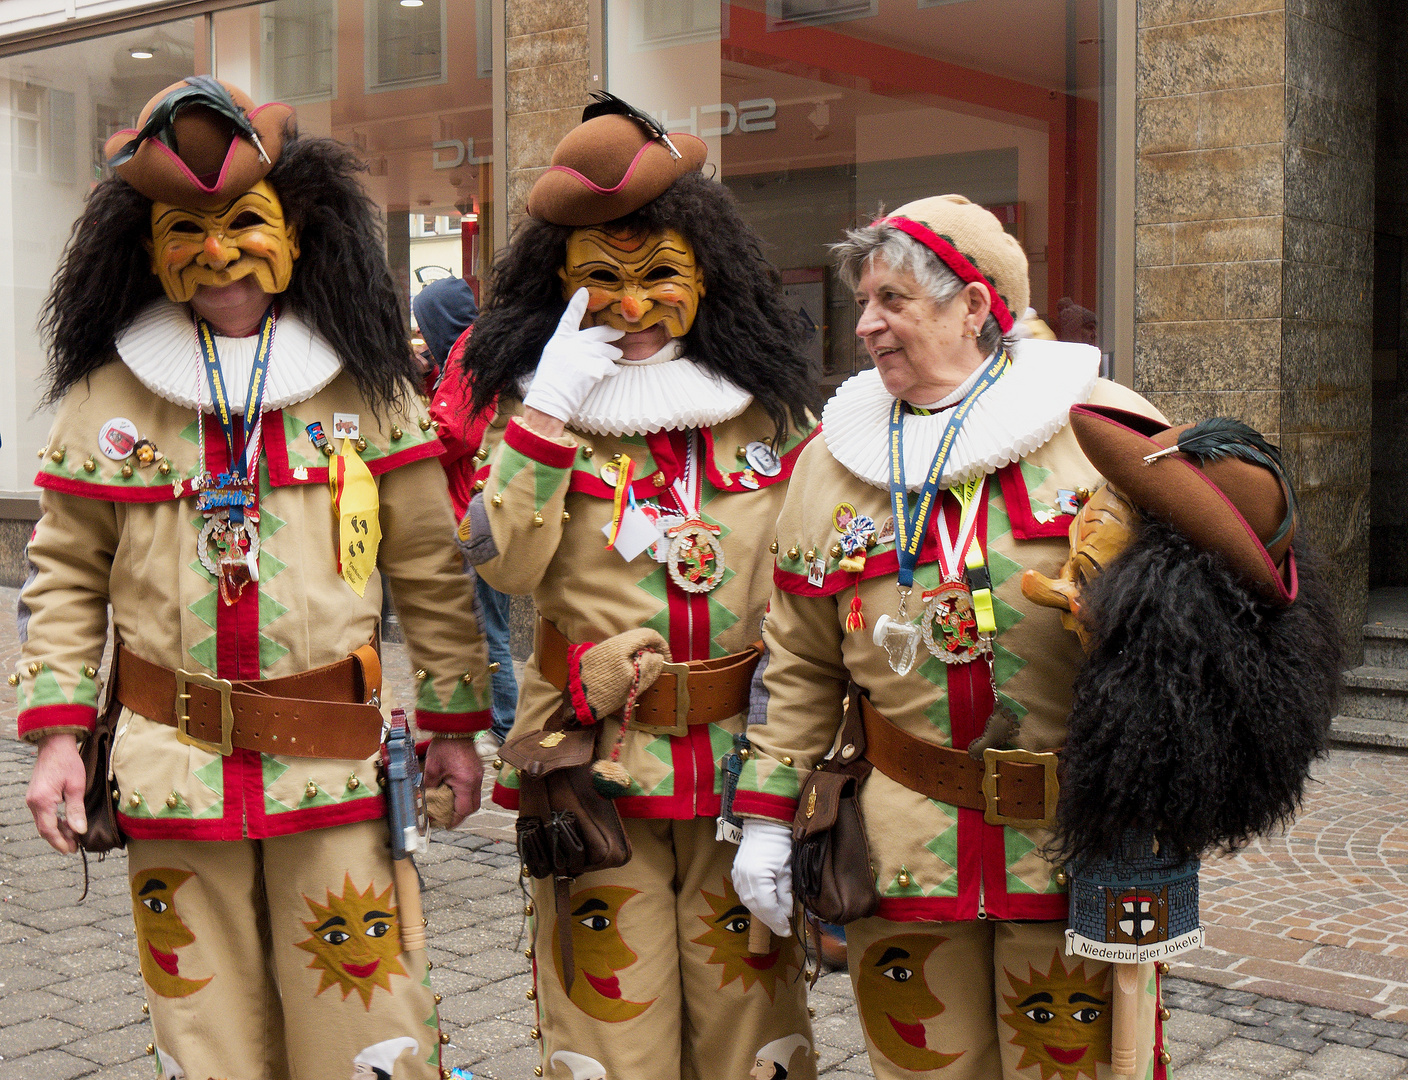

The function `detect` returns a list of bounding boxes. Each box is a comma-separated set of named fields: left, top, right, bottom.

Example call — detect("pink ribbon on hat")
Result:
left=878, top=215, right=1016, bottom=333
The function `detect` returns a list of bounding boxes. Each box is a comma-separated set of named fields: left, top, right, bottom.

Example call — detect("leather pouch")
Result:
left=79, top=645, right=126, bottom=855
left=791, top=685, right=878, bottom=925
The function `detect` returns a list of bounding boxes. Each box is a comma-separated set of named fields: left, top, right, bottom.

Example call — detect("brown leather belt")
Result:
left=538, top=617, right=759, bottom=737
left=113, top=643, right=386, bottom=760
left=859, top=696, right=1059, bottom=829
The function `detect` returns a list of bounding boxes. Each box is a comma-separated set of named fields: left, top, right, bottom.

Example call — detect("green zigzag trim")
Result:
left=19, top=666, right=99, bottom=711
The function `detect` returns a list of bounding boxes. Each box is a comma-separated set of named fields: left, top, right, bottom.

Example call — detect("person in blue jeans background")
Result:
left=413, top=276, right=519, bottom=759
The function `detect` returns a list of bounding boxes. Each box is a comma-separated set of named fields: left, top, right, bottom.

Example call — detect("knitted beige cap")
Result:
left=882, top=195, right=1029, bottom=333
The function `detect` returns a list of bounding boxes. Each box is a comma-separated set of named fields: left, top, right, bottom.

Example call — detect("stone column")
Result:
left=504, top=0, right=593, bottom=228
left=1134, top=0, right=1375, bottom=659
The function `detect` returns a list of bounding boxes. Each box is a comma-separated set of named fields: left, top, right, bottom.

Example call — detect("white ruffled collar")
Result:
left=116, top=299, right=342, bottom=413
left=555, top=340, right=754, bottom=437
left=821, top=338, right=1100, bottom=491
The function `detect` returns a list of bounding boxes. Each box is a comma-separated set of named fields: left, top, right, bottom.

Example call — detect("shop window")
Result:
left=367, top=0, right=445, bottom=92
left=262, top=0, right=336, bottom=102
left=11, top=85, right=41, bottom=174
left=609, top=0, right=1105, bottom=387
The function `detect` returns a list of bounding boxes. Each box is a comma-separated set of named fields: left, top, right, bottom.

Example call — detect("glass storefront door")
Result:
left=212, top=0, right=495, bottom=315
left=607, top=0, right=1103, bottom=385
left=0, top=22, right=196, bottom=490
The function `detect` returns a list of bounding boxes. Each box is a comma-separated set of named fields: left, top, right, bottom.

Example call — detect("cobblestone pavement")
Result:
left=7, top=585, right=1408, bottom=1077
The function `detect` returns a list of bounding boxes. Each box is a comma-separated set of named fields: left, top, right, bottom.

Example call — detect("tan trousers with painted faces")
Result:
left=128, top=819, right=442, bottom=1080
left=529, top=816, right=816, bottom=1080
left=844, top=918, right=1161, bottom=1080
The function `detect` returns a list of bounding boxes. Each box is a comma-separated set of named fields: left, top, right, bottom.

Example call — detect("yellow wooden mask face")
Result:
left=559, top=227, right=705, bottom=339
left=1020, top=484, right=1138, bottom=651
left=146, top=179, right=299, bottom=303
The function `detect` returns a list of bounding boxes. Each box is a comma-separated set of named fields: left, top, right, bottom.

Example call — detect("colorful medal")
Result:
left=665, top=517, right=726, bottom=593
left=918, top=579, right=984, bottom=664
left=193, top=309, right=275, bottom=606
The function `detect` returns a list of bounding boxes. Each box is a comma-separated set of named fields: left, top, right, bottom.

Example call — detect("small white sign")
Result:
left=332, top=413, right=361, bottom=440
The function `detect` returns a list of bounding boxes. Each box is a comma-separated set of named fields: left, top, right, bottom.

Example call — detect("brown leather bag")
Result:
left=78, top=645, right=127, bottom=855
left=498, top=704, right=632, bottom=993
left=791, top=685, right=879, bottom=926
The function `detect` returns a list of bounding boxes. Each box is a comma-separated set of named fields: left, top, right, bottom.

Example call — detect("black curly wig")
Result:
left=40, top=133, right=417, bottom=414
left=1051, top=521, right=1341, bottom=865
left=465, top=170, right=819, bottom=444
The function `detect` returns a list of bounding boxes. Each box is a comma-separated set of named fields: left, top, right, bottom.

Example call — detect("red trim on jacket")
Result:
left=16, top=703, right=97, bottom=739
left=504, top=416, right=580, bottom=469
left=262, top=408, right=446, bottom=489
left=492, top=780, right=520, bottom=810
left=733, top=790, right=798, bottom=822
left=998, top=460, right=1074, bottom=539
left=416, top=709, right=492, bottom=735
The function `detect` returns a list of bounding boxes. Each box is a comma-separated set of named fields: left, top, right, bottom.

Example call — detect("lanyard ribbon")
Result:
left=890, top=350, right=1009, bottom=589
left=196, top=307, right=275, bottom=489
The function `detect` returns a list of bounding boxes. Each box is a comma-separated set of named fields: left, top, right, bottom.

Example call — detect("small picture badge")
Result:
left=738, top=468, right=760, bottom=490
left=807, top=556, right=827, bottom=588
left=744, top=440, right=782, bottom=477
left=331, top=413, right=361, bottom=441
left=98, top=417, right=139, bottom=461
left=832, top=502, right=857, bottom=532
left=132, top=438, right=163, bottom=467
left=1056, top=489, right=1081, bottom=516
left=877, top=515, right=897, bottom=545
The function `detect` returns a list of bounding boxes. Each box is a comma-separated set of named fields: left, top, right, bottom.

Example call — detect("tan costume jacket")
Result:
left=471, top=395, right=814, bottom=819
left=16, top=330, right=490, bottom=841
left=735, top=350, right=1163, bottom=923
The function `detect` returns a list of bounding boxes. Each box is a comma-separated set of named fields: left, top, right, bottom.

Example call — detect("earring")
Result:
left=963, top=325, right=977, bottom=340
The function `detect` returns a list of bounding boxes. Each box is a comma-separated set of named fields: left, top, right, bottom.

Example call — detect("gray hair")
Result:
left=831, top=221, right=1010, bottom=356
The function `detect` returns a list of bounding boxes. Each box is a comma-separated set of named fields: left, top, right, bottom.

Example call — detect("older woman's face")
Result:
left=854, top=259, right=983, bottom=404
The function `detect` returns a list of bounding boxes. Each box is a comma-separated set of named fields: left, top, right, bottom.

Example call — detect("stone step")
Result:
left=1363, top=622, right=1408, bottom=669
left=1329, top=714, right=1408, bottom=750
left=1337, top=666, right=1408, bottom=724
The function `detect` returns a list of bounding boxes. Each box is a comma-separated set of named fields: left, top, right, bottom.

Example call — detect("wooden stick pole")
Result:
left=1110, top=961, right=1152, bottom=1076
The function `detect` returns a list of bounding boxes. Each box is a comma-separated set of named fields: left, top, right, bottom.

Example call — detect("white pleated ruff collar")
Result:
left=822, top=338, right=1101, bottom=491
left=544, top=340, right=753, bottom=437
left=116, top=299, right=342, bottom=412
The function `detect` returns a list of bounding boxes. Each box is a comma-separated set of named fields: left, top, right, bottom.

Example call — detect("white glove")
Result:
left=732, top=818, right=795, bottom=937
left=522, top=288, right=624, bottom=422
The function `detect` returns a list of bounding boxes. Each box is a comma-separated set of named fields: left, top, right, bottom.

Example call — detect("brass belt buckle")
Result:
left=980, top=747, right=1059, bottom=829
left=627, top=661, right=691, bottom=738
left=174, top=669, right=235, bottom=756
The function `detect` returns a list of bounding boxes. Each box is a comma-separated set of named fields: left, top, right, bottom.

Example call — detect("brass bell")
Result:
left=526, top=987, right=537, bottom=1001
left=561, top=510, right=571, bottom=522
left=780, top=756, right=793, bottom=767
left=158, top=461, right=171, bottom=476
left=804, top=549, right=815, bottom=562
left=165, top=792, right=178, bottom=809
left=146, top=1043, right=155, bottom=1055
left=808, top=1006, right=816, bottom=1018
left=787, top=547, right=800, bottom=560
left=530, top=1027, right=541, bottom=1041
left=37, top=446, right=47, bottom=458
left=737, top=747, right=751, bottom=761
left=390, top=426, right=403, bottom=441
left=50, top=446, right=66, bottom=464
left=355, top=437, right=368, bottom=453
left=491, top=493, right=503, bottom=507
left=120, top=464, right=134, bottom=479
left=1156, top=961, right=1170, bottom=975
left=129, top=792, right=142, bottom=808
left=82, top=457, right=96, bottom=473
left=82, top=665, right=97, bottom=678
left=897, top=865, right=912, bottom=887
left=6, top=674, right=17, bottom=686
left=418, top=417, right=432, bottom=431
left=652, top=472, right=666, bottom=487
left=322, top=444, right=334, bottom=457
left=462, top=671, right=474, bottom=684
left=532, top=512, right=544, bottom=528
left=493, top=758, right=504, bottom=770
left=582, top=445, right=594, bottom=458
left=521, top=863, right=531, bottom=878
left=525, top=946, right=535, bottom=959
left=27, top=661, right=41, bottom=675
left=830, top=543, right=842, bottom=558
left=434, top=993, right=443, bottom=1004
left=474, top=448, right=488, bottom=463
left=415, top=669, right=429, bottom=681
left=524, top=902, right=535, bottom=916
left=769, top=540, right=779, bottom=554
left=473, top=478, right=486, bottom=492
left=736, top=445, right=748, bottom=459
left=439, top=1032, right=450, bottom=1045
left=1159, top=1051, right=1171, bottom=1065
left=1054, top=869, right=1069, bottom=887
left=141, top=1002, right=149, bottom=1015
left=305, top=781, right=318, bottom=799
left=347, top=774, right=361, bottom=790
left=1159, top=1007, right=1171, bottom=1021
left=441, top=1070, right=451, bottom=1080
left=535, top=1069, right=544, bottom=1077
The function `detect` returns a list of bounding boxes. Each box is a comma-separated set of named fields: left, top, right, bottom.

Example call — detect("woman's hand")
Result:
left=522, top=288, right=624, bottom=436
left=732, top=818, right=795, bottom=936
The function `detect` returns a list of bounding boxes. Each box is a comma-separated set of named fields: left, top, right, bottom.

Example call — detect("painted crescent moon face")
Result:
left=1001, top=954, right=1113, bottom=1080
left=550, top=885, right=654, bottom=1022
left=855, top=933, right=962, bottom=1072
left=130, top=867, right=213, bottom=998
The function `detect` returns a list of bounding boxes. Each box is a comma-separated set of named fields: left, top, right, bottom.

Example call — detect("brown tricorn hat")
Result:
left=1069, top=404, right=1299, bottom=606
left=103, top=76, right=294, bottom=209
left=526, top=92, right=707, bottom=226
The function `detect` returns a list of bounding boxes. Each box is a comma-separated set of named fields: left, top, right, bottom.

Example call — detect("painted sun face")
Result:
left=1020, top=483, right=1138, bottom=651
left=559, top=227, right=705, bottom=340
left=550, top=885, right=654, bottom=1022
left=1001, top=954, right=1112, bottom=1080
left=147, top=180, right=299, bottom=304
left=295, top=874, right=407, bottom=1009
left=855, top=934, right=962, bottom=1072
left=131, top=867, right=213, bottom=998
left=692, top=876, right=800, bottom=1002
